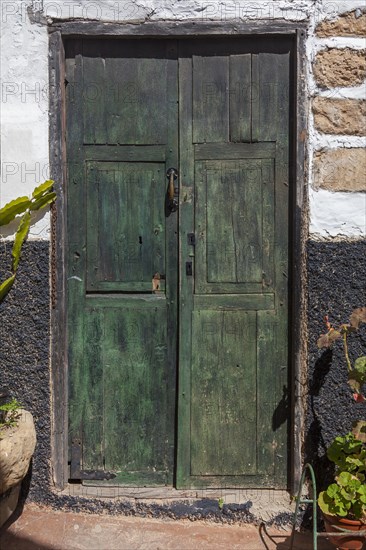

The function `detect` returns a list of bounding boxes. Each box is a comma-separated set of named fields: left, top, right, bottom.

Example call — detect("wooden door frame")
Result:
left=48, top=20, right=308, bottom=493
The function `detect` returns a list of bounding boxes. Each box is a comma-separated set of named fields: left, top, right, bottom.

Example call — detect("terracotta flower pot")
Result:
left=323, top=513, right=366, bottom=550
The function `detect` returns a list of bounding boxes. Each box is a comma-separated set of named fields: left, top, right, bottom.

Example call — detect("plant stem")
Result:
left=343, top=331, right=352, bottom=372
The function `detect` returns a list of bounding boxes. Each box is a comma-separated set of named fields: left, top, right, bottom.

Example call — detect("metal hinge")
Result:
left=70, top=439, right=116, bottom=481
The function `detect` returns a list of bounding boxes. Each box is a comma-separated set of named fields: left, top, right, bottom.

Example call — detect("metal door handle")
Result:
left=166, top=168, right=178, bottom=212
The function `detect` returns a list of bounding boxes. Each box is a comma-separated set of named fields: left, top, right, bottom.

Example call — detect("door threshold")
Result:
left=59, top=483, right=291, bottom=504
left=57, top=484, right=295, bottom=523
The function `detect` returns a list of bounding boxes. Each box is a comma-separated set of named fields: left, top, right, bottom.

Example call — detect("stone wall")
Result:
left=309, top=6, right=366, bottom=237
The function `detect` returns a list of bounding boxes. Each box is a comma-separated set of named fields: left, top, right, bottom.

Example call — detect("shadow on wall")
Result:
left=306, top=349, right=335, bottom=486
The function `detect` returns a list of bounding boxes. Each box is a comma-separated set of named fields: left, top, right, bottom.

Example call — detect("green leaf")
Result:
left=31, top=180, right=54, bottom=200
left=354, top=356, right=366, bottom=375
left=337, top=471, right=351, bottom=487
left=0, top=398, right=21, bottom=412
left=0, top=274, right=16, bottom=301
left=327, top=483, right=339, bottom=498
left=29, top=192, right=56, bottom=212
left=11, top=212, right=31, bottom=272
left=318, top=491, right=332, bottom=515
left=0, top=196, right=31, bottom=226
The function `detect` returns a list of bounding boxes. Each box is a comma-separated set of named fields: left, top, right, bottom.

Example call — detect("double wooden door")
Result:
left=65, top=37, right=291, bottom=488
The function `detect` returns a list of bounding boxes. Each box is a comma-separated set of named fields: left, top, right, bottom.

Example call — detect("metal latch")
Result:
left=186, top=261, right=193, bottom=276
left=187, top=233, right=196, bottom=246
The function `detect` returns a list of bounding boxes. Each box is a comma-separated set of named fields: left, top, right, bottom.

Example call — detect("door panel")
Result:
left=191, top=310, right=257, bottom=476
left=86, top=162, right=166, bottom=291
left=66, top=37, right=292, bottom=489
left=195, top=156, right=275, bottom=292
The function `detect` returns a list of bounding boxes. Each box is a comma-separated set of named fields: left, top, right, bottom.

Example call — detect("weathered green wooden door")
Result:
left=66, top=37, right=291, bottom=488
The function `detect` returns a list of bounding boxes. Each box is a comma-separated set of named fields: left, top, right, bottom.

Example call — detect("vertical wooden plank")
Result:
left=193, top=160, right=206, bottom=293
left=261, top=159, right=275, bottom=290
left=258, top=51, right=290, bottom=487
left=235, top=160, right=262, bottom=282
left=82, top=308, right=105, bottom=470
left=50, top=30, right=68, bottom=488
left=193, top=56, right=229, bottom=143
left=256, top=310, right=276, bottom=478
left=251, top=54, right=259, bottom=142
left=136, top=56, right=168, bottom=144
left=205, top=162, right=237, bottom=283
left=105, top=55, right=137, bottom=145
left=66, top=40, right=90, bottom=464
left=272, top=54, right=290, bottom=489
left=292, top=29, right=307, bottom=495
left=83, top=41, right=107, bottom=145
left=190, top=310, right=223, bottom=475
left=258, top=53, right=280, bottom=142
left=229, top=54, right=251, bottom=142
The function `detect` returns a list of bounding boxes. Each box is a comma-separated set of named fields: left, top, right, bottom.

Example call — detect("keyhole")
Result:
left=139, top=236, right=142, bottom=244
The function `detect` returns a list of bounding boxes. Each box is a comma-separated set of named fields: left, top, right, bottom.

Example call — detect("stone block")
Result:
left=313, top=48, right=366, bottom=89
left=316, top=10, right=366, bottom=37
left=313, top=98, right=366, bottom=135
left=313, top=148, right=366, bottom=191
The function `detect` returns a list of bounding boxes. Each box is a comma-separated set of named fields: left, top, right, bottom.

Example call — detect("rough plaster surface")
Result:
left=313, top=148, right=366, bottom=191
left=313, top=48, right=366, bottom=88
left=306, top=240, right=366, bottom=488
left=312, top=97, right=366, bottom=135
left=309, top=188, right=366, bottom=238
left=0, top=0, right=50, bottom=240
left=0, top=242, right=51, bottom=502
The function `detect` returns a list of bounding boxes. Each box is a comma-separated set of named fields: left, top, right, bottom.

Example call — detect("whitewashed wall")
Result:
left=0, top=0, right=365, bottom=239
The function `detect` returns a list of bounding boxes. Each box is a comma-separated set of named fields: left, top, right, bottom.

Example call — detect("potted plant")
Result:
left=316, top=308, right=366, bottom=549
left=318, top=432, right=366, bottom=549
left=0, top=181, right=56, bottom=526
